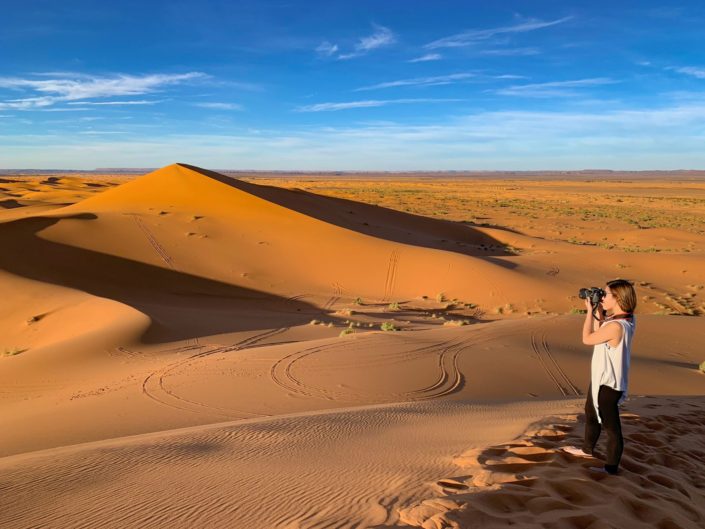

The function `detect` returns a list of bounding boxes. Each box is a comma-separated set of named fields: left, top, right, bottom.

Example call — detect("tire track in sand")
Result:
left=269, top=334, right=471, bottom=403
left=530, top=331, right=580, bottom=397
left=141, top=327, right=290, bottom=418
left=403, top=336, right=467, bottom=401
left=131, top=214, right=175, bottom=270
left=269, top=340, right=358, bottom=400
left=382, top=250, right=399, bottom=301
left=323, top=283, right=343, bottom=311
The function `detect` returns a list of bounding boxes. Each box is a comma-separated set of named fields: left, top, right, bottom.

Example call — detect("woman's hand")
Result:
left=584, top=299, right=605, bottom=321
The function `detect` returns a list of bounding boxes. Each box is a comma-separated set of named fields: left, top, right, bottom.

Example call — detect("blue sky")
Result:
left=1, top=1, right=705, bottom=170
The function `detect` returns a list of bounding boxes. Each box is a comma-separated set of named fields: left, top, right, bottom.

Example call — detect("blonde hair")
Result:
left=607, top=279, right=637, bottom=313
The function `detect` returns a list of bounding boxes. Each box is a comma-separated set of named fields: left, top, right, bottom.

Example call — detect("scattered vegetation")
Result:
left=570, top=308, right=587, bottom=314
left=699, top=361, right=705, bottom=374
left=353, top=297, right=363, bottom=305
left=387, top=301, right=400, bottom=311
left=435, top=292, right=445, bottom=303
left=247, top=179, right=705, bottom=242
left=443, top=319, right=470, bottom=326
left=339, top=327, right=355, bottom=337
left=380, top=321, right=397, bottom=332
left=494, top=304, right=515, bottom=315
left=3, top=348, right=25, bottom=356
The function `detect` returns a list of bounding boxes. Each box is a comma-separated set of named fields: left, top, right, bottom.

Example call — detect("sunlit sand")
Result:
left=1, top=164, right=704, bottom=528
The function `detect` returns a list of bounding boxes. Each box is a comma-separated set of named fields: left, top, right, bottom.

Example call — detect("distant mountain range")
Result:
left=2, top=168, right=705, bottom=179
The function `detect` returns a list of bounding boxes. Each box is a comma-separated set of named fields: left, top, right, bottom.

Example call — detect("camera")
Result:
left=579, top=287, right=606, bottom=305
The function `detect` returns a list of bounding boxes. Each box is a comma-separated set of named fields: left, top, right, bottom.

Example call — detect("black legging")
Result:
left=582, top=384, right=624, bottom=474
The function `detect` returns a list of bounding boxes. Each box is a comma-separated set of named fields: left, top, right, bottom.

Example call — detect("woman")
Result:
left=562, top=279, right=637, bottom=475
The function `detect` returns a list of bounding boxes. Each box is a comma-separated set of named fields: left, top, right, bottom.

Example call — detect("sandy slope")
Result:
left=1, top=313, right=702, bottom=458
left=399, top=396, right=705, bottom=529
left=0, top=400, right=580, bottom=529
left=1, top=165, right=704, bottom=528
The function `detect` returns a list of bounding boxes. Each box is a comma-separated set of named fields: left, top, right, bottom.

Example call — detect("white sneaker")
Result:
left=588, top=466, right=611, bottom=474
left=561, top=446, right=592, bottom=458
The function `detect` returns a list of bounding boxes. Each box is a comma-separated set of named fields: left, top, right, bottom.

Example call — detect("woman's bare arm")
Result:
left=582, top=299, right=621, bottom=346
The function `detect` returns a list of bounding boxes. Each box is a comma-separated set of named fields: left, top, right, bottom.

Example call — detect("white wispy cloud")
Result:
left=0, top=96, right=55, bottom=110
left=0, top=72, right=207, bottom=110
left=295, top=98, right=463, bottom=112
left=408, top=53, right=442, bottom=63
left=67, top=100, right=162, bottom=106
left=194, top=102, right=243, bottom=110
left=496, top=78, right=617, bottom=97
left=671, top=66, right=705, bottom=79
left=78, top=130, right=129, bottom=134
left=355, top=73, right=476, bottom=91
left=493, top=75, right=528, bottom=80
left=8, top=102, right=705, bottom=170
left=38, top=107, right=92, bottom=112
left=425, top=17, right=572, bottom=49
left=315, top=41, right=339, bottom=57
left=477, top=47, right=540, bottom=56
left=357, top=24, right=395, bottom=51
left=0, top=101, right=92, bottom=111
left=337, top=24, right=395, bottom=60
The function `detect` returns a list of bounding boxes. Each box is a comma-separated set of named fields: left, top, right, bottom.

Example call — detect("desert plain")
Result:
left=1, top=164, right=704, bottom=528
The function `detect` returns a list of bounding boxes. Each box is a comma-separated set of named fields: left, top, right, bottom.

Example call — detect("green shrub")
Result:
left=380, top=322, right=397, bottom=332
left=699, top=361, right=705, bottom=373
left=340, top=328, right=355, bottom=337
left=388, top=302, right=400, bottom=311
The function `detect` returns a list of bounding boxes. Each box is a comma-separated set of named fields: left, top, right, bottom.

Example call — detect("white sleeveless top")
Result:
left=590, top=317, right=635, bottom=422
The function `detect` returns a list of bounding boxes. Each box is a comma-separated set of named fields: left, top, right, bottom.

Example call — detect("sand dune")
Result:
left=1, top=165, right=704, bottom=528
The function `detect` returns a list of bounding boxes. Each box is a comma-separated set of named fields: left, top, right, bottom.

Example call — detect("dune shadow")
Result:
left=0, top=199, right=23, bottom=209
left=0, top=214, right=321, bottom=343
left=180, top=164, right=519, bottom=265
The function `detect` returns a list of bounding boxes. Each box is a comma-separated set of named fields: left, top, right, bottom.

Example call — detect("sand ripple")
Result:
left=0, top=400, right=575, bottom=529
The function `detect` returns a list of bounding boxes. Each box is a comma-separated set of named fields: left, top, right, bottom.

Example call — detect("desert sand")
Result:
left=1, top=164, right=704, bottom=528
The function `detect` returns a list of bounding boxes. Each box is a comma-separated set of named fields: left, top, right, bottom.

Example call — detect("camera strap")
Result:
left=606, top=313, right=633, bottom=321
